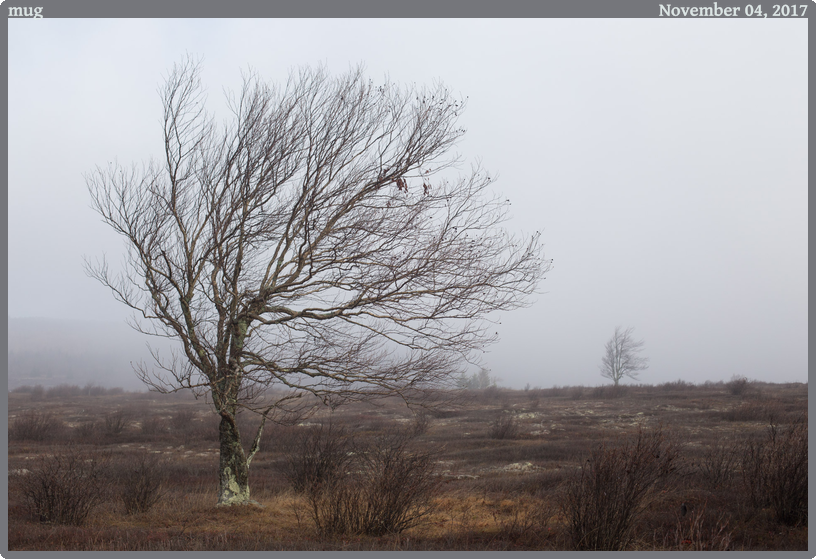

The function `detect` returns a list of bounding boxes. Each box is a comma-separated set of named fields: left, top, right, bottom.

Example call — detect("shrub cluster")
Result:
left=741, top=415, right=808, bottom=526
left=285, top=422, right=440, bottom=536
left=118, top=452, right=168, bottom=515
left=559, top=425, right=677, bottom=551
left=16, top=447, right=169, bottom=525
left=725, top=375, right=750, bottom=396
left=11, top=383, right=127, bottom=400
left=19, top=447, right=111, bottom=525
left=9, top=410, right=64, bottom=442
left=488, top=413, right=519, bottom=440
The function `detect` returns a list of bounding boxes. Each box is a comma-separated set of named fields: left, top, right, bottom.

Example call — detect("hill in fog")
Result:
left=7, top=318, right=177, bottom=391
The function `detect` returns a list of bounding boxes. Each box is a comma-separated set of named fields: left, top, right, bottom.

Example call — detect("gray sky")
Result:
left=8, top=19, right=807, bottom=388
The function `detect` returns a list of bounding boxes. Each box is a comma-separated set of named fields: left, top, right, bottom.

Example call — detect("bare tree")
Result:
left=85, top=57, right=548, bottom=506
left=599, top=326, right=649, bottom=386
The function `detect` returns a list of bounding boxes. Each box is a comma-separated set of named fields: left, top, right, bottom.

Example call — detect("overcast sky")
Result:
left=8, top=19, right=807, bottom=388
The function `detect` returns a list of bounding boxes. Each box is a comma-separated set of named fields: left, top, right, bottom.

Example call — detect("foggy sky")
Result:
left=7, top=19, right=807, bottom=388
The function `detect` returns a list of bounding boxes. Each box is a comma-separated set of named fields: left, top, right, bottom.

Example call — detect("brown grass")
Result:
left=7, top=381, right=807, bottom=550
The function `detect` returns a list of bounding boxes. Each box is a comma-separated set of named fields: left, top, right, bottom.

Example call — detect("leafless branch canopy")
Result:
left=86, top=58, right=549, bottom=419
left=600, top=326, right=649, bottom=386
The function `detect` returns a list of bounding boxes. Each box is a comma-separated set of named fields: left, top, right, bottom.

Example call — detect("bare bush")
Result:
left=741, top=414, right=808, bottom=526
left=73, top=420, right=99, bottom=442
left=9, top=410, right=64, bottom=442
left=559, top=425, right=677, bottom=550
left=720, top=400, right=782, bottom=423
left=726, top=375, right=750, bottom=396
left=83, top=382, right=108, bottom=396
left=569, top=386, right=585, bottom=400
left=488, top=413, right=519, bottom=440
left=283, top=420, right=352, bottom=494
left=104, top=409, right=130, bottom=435
left=170, top=409, right=196, bottom=431
left=45, top=384, right=83, bottom=399
left=660, top=379, right=695, bottom=391
left=19, top=447, right=111, bottom=525
left=696, top=438, right=739, bottom=489
left=118, top=452, right=168, bottom=514
left=410, top=409, right=432, bottom=437
left=140, top=416, right=167, bottom=436
left=304, top=430, right=440, bottom=536
left=10, top=385, right=34, bottom=393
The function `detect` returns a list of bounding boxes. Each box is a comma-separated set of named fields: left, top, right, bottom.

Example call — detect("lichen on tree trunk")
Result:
left=217, top=414, right=253, bottom=506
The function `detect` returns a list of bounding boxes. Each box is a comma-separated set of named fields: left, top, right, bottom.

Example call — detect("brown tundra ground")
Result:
left=6, top=379, right=808, bottom=551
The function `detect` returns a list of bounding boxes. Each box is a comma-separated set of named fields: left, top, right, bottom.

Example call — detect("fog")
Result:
left=7, top=19, right=807, bottom=389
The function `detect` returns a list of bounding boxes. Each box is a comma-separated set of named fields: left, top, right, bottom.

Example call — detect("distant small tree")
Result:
left=599, top=326, right=649, bottom=386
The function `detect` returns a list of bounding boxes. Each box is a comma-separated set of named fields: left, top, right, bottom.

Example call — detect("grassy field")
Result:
left=7, top=379, right=808, bottom=551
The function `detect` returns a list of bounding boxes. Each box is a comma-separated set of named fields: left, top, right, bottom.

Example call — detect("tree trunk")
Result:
left=217, top=415, right=253, bottom=505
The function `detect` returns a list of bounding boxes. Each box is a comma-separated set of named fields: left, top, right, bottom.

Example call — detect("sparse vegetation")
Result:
left=303, top=430, right=439, bottom=536
left=103, top=409, right=130, bottom=436
left=19, top=447, right=111, bottom=525
left=740, top=414, right=808, bottom=526
left=118, top=452, right=168, bottom=514
left=9, top=410, right=64, bottom=442
left=559, top=425, right=677, bottom=550
left=7, top=381, right=807, bottom=550
left=726, top=374, right=751, bottom=396
left=488, top=413, right=519, bottom=440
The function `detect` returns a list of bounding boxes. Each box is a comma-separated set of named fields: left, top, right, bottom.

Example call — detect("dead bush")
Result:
left=488, top=413, right=519, bottom=440
left=103, top=409, right=130, bottom=435
left=696, top=438, right=739, bottom=489
left=283, top=420, right=352, bottom=493
left=409, top=409, right=432, bottom=437
left=304, top=430, right=440, bottom=536
left=569, top=386, right=585, bottom=400
left=73, top=420, right=99, bottom=442
left=720, top=400, right=781, bottom=423
left=118, top=452, right=168, bottom=514
left=18, top=447, right=111, bottom=525
left=559, top=425, right=677, bottom=550
left=140, top=416, right=167, bottom=436
left=82, top=382, right=108, bottom=396
left=45, top=384, right=83, bottom=398
left=9, top=410, right=64, bottom=442
left=740, top=414, right=808, bottom=526
left=726, top=375, right=750, bottom=396
left=170, top=409, right=196, bottom=431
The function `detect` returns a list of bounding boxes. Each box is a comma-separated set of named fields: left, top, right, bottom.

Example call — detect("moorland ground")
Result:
left=7, top=379, right=807, bottom=551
